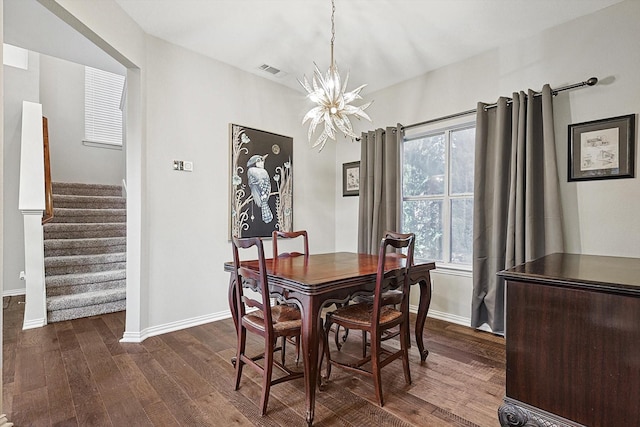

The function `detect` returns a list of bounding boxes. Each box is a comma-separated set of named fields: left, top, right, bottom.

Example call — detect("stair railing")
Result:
left=18, top=101, right=48, bottom=329
left=42, top=117, right=54, bottom=224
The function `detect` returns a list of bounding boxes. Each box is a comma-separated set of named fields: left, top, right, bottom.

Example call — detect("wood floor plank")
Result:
left=60, top=344, right=111, bottom=425
left=101, top=309, right=125, bottom=337
left=194, top=390, right=254, bottom=427
left=56, top=324, right=81, bottom=353
left=18, top=321, right=60, bottom=353
left=44, top=348, right=77, bottom=425
left=1, top=381, right=14, bottom=420
left=89, top=316, right=126, bottom=357
left=3, top=335, right=17, bottom=386
left=113, top=352, right=163, bottom=407
left=14, top=344, right=46, bottom=394
left=11, top=387, right=50, bottom=426
left=128, top=351, right=190, bottom=406
left=113, top=352, right=182, bottom=425
left=4, top=297, right=506, bottom=426
left=142, top=400, right=182, bottom=426
left=151, top=337, right=215, bottom=400
left=75, top=329, right=153, bottom=426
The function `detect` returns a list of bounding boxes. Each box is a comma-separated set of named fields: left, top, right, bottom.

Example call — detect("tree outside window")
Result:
left=402, top=124, right=475, bottom=265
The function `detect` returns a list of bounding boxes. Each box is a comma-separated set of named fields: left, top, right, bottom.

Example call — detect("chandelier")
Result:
left=298, top=0, right=372, bottom=152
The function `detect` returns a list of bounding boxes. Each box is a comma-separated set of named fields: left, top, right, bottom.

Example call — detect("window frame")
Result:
left=401, top=120, right=476, bottom=271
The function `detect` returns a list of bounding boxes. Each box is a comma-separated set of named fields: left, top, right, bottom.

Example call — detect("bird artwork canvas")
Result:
left=230, top=124, right=293, bottom=238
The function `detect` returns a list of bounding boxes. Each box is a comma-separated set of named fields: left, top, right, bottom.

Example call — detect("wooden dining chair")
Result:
left=334, top=231, right=411, bottom=357
left=272, top=230, right=308, bottom=364
left=357, top=230, right=414, bottom=355
left=320, top=232, right=415, bottom=407
left=231, top=237, right=304, bottom=416
left=272, top=230, right=309, bottom=258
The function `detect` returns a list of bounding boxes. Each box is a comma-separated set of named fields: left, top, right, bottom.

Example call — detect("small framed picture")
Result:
left=568, top=114, right=635, bottom=181
left=342, top=161, right=360, bottom=197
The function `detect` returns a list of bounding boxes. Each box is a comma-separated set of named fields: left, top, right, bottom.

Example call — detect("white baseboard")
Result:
left=23, top=317, right=47, bottom=330
left=409, top=304, right=472, bottom=328
left=3, top=289, right=26, bottom=297
left=121, top=307, right=477, bottom=343
left=120, top=310, right=233, bottom=343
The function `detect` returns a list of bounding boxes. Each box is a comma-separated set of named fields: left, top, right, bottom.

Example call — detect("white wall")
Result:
left=335, top=0, right=640, bottom=326
left=142, top=36, right=337, bottom=328
left=39, top=54, right=125, bottom=185
left=3, top=52, right=39, bottom=293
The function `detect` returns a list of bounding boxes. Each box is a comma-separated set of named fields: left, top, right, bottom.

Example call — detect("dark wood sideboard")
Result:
left=497, top=253, right=640, bottom=427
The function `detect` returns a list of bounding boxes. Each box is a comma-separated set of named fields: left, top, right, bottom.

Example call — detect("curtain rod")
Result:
left=402, top=77, right=598, bottom=131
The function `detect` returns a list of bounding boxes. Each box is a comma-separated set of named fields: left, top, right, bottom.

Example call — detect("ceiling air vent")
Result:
left=257, top=64, right=287, bottom=78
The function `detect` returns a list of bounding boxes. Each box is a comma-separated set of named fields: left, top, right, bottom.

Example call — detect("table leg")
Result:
left=300, top=297, right=321, bottom=426
left=414, top=273, right=432, bottom=362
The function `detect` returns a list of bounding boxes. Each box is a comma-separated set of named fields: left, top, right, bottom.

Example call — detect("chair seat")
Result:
left=243, top=304, right=302, bottom=333
left=329, top=302, right=402, bottom=327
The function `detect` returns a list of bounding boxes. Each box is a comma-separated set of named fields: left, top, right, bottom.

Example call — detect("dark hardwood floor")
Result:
left=3, top=295, right=505, bottom=426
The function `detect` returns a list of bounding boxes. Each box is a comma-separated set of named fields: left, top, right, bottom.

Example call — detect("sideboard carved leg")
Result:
left=499, top=402, right=533, bottom=426
left=498, top=400, right=582, bottom=427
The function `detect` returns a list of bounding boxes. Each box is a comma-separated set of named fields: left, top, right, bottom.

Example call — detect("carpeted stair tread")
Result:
left=52, top=182, right=122, bottom=197
left=47, top=288, right=126, bottom=311
left=46, top=279, right=126, bottom=297
left=45, top=252, right=126, bottom=268
left=46, top=269, right=126, bottom=287
left=47, top=300, right=126, bottom=322
left=44, top=223, right=126, bottom=239
left=54, top=194, right=126, bottom=209
left=45, top=261, right=126, bottom=276
left=49, top=208, right=126, bottom=224
left=45, top=237, right=126, bottom=256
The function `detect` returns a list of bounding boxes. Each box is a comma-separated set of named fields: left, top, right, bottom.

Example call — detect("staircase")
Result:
left=43, top=182, right=126, bottom=322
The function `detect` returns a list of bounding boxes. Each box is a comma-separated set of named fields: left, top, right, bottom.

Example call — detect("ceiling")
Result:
left=3, top=0, right=624, bottom=94
left=113, top=0, right=624, bottom=94
left=4, top=0, right=125, bottom=74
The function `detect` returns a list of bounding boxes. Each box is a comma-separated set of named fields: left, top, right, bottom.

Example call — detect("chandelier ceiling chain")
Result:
left=298, top=0, right=373, bottom=152
left=330, top=0, right=335, bottom=66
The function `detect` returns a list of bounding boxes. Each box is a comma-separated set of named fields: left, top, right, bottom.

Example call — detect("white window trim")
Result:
left=82, top=140, right=123, bottom=150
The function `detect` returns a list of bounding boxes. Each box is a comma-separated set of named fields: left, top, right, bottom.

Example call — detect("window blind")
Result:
left=84, top=66, right=125, bottom=146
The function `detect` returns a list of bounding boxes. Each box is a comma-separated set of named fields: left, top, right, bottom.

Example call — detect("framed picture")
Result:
left=342, top=161, right=360, bottom=197
left=568, top=114, right=635, bottom=181
left=229, top=124, right=293, bottom=238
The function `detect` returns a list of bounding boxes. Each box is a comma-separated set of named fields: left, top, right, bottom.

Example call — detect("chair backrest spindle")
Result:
left=372, top=233, right=415, bottom=326
left=232, top=236, right=273, bottom=329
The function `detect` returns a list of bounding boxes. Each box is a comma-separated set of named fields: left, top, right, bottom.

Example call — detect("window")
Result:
left=84, top=66, right=125, bottom=146
left=401, top=123, right=475, bottom=266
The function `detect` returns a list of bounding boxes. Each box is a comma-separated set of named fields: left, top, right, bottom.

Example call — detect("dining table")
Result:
left=224, top=251, right=436, bottom=426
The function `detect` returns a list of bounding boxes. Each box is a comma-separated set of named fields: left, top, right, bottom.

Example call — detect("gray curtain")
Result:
left=472, top=85, right=564, bottom=333
left=357, top=125, right=404, bottom=254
